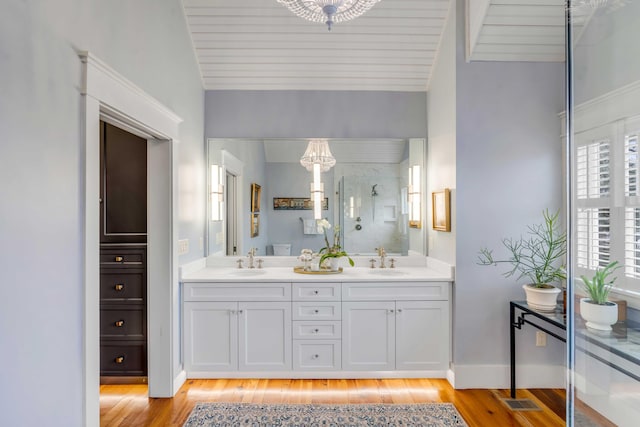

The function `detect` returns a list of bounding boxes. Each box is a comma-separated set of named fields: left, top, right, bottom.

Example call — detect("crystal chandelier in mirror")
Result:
left=277, top=0, right=382, bottom=30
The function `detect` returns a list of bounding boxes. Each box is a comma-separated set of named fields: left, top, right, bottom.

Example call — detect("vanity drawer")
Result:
left=100, top=272, right=144, bottom=302
left=100, top=248, right=145, bottom=268
left=293, top=340, right=341, bottom=371
left=184, top=282, right=291, bottom=302
left=100, top=306, right=145, bottom=339
left=292, top=282, right=341, bottom=301
left=342, top=282, right=450, bottom=301
left=293, top=321, right=341, bottom=340
left=292, top=302, right=341, bottom=321
left=100, top=342, right=146, bottom=376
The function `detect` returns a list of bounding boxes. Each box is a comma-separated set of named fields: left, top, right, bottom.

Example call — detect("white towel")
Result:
left=303, top=219, right=320, bottom=235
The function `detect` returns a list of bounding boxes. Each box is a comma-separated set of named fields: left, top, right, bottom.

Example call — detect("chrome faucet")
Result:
left=247, top=248, right=257, bottom=268
left=376, top=246, right=387, bottom=268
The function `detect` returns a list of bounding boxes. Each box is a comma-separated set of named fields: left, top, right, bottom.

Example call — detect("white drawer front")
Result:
left=292, top=302, right=341, bottom=320
left=342, top=282, right=449, bottom=301
left=292, top=282, right=341, bottom=301
left=184, top=282, right=291, bottom=302
left=293, top=340, right=341, bottom=371
left=292, top=321, right=342, bottom=339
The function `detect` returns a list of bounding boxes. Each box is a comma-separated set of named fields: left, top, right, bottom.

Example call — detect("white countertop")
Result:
left=181, top=258, right=454, bottom=283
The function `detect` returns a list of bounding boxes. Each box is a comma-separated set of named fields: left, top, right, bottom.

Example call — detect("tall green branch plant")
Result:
left=477, top=210, right=567, bottom=288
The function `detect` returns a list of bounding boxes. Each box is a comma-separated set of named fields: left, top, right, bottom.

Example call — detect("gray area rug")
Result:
left=183, top=402, right=468, bottom=426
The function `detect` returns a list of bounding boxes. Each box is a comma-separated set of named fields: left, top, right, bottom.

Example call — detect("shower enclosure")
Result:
left=567, top=1, right=640, bottom=425
left=338, top=175, right=409, bottom=256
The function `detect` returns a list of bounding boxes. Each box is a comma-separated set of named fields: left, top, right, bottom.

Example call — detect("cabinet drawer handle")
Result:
left=114, top=320, right=124, bottom=327
left=115, top=356, right=125, bottom=364
left=388, top=309, right=394, bottom=314
left=115, top=256, right=124, bottom=262
left=397, top=309, right=402, bottom=313
left=114, top=284, right=125, bottom=291
left=238, top=310, right=244, bottom=314
left=312, top=354, right=319, bottom=359
left=313, top=290, right=319, bottom=295
left=313, top=328, right=320, bottom=333
left=313, top=309, right=319, bottom=314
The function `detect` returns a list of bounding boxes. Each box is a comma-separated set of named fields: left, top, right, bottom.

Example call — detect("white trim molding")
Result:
left=452, top=364, right=565, bottom=389
left=80, top=51, right=183, bottom=426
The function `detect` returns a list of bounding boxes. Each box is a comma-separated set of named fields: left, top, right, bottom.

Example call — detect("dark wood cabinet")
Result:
left=99, top=122, right=147, bottom=380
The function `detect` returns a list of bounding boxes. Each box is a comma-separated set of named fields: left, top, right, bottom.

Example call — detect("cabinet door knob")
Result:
left=313, top=290, right=319, bottom=295
left=115, top=256, right=124, bottom=262
left=397, top=309, right=402, bottom=313
left=388, top=309, right=394, bottom=314
left=312, top=354, right=319, bottom=359
left=314, top=309, right=319, bottom=314
left=114, top=284, right=124, bottom=291
left=114, top=320, right=124, bottom=327
left=115, top=356, right=125, bottom=364
left=313, top=328, right=320, bottom=333
left=238, top=310, right=244, bottom=314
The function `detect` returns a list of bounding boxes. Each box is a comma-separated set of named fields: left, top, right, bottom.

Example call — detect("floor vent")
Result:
left=501, top=398, right=542, bottom=412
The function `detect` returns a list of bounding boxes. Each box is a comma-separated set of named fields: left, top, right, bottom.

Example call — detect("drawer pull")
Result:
left=397, top=309, right=402, bottom=313
left=314, top=309, right=319, bottom=314
left=115, top=256, right=124, bottom=262
left=313, top=290, right=319, bottom=295
left=114, top=320, right=125, bottom=327
left=115, top=356, right=125, bottom=364
left=313, top=328, right=320, bottom=333
left=388, top=309, right=394, bottom=314
left=114, top=284, right=125, bottom=291
left=238, top=310, right=244, bottom=314
left=312, top=354, right=319, bottom=359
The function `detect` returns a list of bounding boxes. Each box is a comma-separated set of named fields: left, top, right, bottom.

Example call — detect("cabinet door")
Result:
left=238, top=302, right=291, bottom=371
left=184, top=302, right=238, bottom=372
left=342, top=301, right=395, bottom=371
left=395, top=300, right=449, bottom=371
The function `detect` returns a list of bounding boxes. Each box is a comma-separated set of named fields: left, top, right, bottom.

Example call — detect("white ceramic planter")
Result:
left=523, top=284, right=561, bottom=312
left=580, top=298, right=618, bottom=331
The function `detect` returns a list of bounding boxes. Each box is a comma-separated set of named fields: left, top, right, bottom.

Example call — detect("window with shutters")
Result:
left=575, top=119, right=640, bottom=295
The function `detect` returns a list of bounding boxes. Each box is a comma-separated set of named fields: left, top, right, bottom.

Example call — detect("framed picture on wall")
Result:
left=251, top=213, right=259, bottom=237
left=251, top=183, right=261, bottom=212
left=432, top=188, right=451, bottom=232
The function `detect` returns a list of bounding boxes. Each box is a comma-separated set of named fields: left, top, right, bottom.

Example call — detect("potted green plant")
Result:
left=580, top=261, right=621, bottom=331
left=317, top=219, right=354, bottom=270
left=477, top=210, right=567, bottom=311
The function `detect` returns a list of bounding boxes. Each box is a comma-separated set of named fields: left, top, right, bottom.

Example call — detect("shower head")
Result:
left=371, top=184, right=378, bottom=197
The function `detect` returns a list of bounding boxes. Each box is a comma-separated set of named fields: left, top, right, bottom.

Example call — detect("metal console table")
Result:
left=510, top=300, right=640, bottom=399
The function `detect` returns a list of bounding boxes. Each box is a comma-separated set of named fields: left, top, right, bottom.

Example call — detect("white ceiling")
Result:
left=182, top=0, right=452, bottom=91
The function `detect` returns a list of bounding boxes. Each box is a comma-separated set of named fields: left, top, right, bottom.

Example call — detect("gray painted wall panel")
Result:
left=205, top=91, right=427, bottom=139
left=0, top=1, right=203, bottom=425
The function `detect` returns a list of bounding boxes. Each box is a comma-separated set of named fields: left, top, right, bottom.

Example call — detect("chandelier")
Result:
left=277, top=0, right=382, bottom=30
left=300, top=139, right=336, bottom=172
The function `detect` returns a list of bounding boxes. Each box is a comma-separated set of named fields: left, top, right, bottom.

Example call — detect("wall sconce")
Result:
left=210, top=164, right=224, bottom=221
left=408, top=165, right=421, bottom=228
left=310, top=163, right=324, bottom=220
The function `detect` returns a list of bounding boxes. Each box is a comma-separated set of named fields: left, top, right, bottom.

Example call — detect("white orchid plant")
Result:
left=317, top=219, right=354, bottom=268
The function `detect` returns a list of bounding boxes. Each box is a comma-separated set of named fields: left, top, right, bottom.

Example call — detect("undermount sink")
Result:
left=229, top=269, right=267, bottom=276
left=367, top=269, right=408, bottom=276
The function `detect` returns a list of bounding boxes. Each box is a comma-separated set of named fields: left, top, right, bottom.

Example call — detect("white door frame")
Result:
left=80, top=52, right=183, bottom=427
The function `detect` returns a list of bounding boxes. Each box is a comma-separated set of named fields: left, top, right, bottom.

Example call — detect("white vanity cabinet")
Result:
left=342, top=282, right=450, bottom=372
left=183, top=282, right=291, bottom=375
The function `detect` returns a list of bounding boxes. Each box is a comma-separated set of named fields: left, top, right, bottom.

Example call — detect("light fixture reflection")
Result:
left=408, top=165, right=421, bottom=228
left=210, top=165, right=224, bottom=221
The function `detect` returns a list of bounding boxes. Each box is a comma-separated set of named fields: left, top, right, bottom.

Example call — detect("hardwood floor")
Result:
left=99, top=379, right=607, bottom=426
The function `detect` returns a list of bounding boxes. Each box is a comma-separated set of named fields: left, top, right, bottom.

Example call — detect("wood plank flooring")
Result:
left=99, top=379, right=608, bottom=426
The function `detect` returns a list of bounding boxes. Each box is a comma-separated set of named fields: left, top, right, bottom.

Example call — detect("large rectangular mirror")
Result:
left=206, top=138, right=426, bottom=258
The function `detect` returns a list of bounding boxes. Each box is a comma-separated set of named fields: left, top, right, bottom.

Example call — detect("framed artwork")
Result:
left=273, top=197, right=329, bottom=210
left=251, top=183, right=261, bottom=212
left=432, top=189, right=451, bottom=232
left=250, top=213, right=259, bottom=237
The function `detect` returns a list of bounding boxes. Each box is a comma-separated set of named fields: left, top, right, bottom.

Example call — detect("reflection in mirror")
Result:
left=206, top=138, right=426, bottom=258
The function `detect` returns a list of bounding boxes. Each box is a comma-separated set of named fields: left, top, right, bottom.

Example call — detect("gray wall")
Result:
left=0, top=1, right=203, bottom=425
left=573, top=0, right=640, bottom=104
left=205, top=91, right=427, bottom=139
left=453, top=0, right=566, bottom=384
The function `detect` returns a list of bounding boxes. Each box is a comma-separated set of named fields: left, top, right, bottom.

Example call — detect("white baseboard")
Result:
left=173, top=370, right=187, bottom=395
left=186, top=370, right=447, bottom=379
left=446, top=369, right=456, bottom=388
left=452, top=364, right=565, bottom=389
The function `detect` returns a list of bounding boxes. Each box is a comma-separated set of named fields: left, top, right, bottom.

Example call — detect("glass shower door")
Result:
left=568, top=1, right=640, bottom=425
